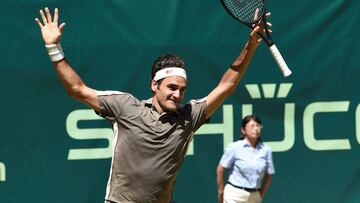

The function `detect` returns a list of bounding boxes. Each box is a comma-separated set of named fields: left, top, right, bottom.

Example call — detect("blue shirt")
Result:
left=219, top=139, right=275, bottom=189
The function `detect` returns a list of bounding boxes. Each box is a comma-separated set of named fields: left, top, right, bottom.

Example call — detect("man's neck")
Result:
left=151, top=96, right=164, bottom=114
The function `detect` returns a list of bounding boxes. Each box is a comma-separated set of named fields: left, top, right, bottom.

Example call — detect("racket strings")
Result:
left=224, top=0, right=264, bottom=23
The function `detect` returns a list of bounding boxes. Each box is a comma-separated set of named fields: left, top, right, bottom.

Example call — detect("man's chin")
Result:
left=165, top=106, right=178, bottom=112
left=164, top=104, right=179, bottom=112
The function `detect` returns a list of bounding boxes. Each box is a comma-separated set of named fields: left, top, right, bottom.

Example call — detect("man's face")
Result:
left=152, top=76, right=187, bottom=113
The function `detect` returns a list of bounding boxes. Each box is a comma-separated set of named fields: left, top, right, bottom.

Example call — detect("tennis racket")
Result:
left=221, top=0, right=292, bottom=77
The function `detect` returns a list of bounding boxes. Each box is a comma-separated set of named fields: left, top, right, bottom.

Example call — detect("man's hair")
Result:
left=151, top=54, right=185, bottom=84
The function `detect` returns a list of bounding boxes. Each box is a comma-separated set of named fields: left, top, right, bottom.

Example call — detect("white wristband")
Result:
left=45, top=43, right=65, bottom=62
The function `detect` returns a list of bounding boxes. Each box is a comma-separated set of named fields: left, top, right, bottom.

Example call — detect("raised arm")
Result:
left=205, top=27, right=261, bottom=119
left=35, top=7, right=99, bottom=111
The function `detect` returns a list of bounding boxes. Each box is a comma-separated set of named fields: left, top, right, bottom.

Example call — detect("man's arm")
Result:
left=52, top=59, right=99, bottom=111
left=205, top=27, right=262, bottom=119
left=35, top=7, right=99, bottom=111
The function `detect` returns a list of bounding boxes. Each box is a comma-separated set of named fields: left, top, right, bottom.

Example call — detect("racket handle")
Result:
left=269, top=44, right=292, bottom=77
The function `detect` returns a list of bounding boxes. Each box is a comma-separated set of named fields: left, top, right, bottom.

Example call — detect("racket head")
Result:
left=221, top=0, right=265, bottom=25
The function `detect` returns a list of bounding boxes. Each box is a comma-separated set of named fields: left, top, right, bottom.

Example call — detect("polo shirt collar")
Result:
left=242, top=139, right=263, bottom=150
left=143, top=98, right=180, bottom=115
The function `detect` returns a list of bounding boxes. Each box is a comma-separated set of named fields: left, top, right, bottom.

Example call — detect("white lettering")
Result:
left=356, top=103, right=360, bottom=144
left=303, top=101, right=351, bottom=151
left=0, top=162, right=5, bottom=182
left=66, top=109, right=113, bottom=160
left=66, top=99, right=358, bottom=159
left=188, top=105, right=234, bottom=155
left=263, top=103, right=295, bottom=152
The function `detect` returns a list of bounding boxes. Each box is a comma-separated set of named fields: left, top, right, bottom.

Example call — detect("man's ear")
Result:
left=151, top=80, right=158, bottom=92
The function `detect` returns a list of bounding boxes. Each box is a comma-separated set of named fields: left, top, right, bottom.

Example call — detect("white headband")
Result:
left=153, top=67, right=187, bottom=81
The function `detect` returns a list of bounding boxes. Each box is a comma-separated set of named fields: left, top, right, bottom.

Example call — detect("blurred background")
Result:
left=0, top=0, right=359, bottom=202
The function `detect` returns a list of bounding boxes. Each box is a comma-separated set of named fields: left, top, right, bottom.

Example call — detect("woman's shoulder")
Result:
left=228, top=139, right=246, bottom=148
left=259, top=142, right=273, bottom=152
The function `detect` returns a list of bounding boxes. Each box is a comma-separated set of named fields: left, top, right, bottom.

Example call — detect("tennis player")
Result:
left=35, top=7, right=264, bottom=203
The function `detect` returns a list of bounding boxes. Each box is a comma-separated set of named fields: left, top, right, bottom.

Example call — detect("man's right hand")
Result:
left=35, top=7, right=65, bottom=45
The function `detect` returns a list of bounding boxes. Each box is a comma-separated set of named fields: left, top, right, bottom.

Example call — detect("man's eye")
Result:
left=168, top=86, right=177, bottom=91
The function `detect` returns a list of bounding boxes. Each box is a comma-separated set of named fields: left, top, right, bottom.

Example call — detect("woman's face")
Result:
left=241, top=119, right=262, bottom=139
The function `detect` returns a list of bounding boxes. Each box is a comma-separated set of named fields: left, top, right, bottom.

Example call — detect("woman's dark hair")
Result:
left=151, top=54, right=185, bottom=85
left=241, top=115, right=262, bottom=128
left=240, top=115, right=262, bottom=141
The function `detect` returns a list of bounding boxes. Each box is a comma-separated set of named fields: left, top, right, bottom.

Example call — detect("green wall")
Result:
left=0, top=0, right=359, bottom=202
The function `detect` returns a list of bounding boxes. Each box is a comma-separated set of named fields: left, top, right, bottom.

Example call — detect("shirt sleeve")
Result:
left=188, top=98, right=208, bottom=132
left=219, top=143, right=235, bottom=169
left=266, top=147, right=276, bottom=175
left=96, top=90, right=134, bottom=122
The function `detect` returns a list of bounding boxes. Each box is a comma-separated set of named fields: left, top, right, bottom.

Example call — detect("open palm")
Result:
left=35, top=7, right=65, bottom=44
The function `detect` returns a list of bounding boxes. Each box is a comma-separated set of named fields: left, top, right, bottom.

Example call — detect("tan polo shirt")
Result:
left=96, top=90, right=207, bottom=203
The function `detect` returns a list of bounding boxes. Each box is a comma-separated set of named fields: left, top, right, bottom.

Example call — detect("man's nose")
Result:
left=173, top=90, right=181, bottom=99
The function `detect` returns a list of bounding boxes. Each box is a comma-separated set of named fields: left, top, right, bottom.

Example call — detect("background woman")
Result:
left=216, top=115, right=275, bottom=203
